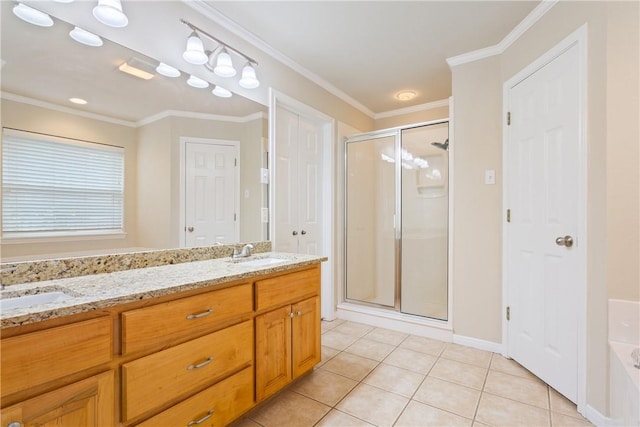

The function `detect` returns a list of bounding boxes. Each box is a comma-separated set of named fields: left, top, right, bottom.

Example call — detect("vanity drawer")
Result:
left=137, top=366, right=254, bottom=427
left=121, top=283, right=252, bottom=355
left=122, top=319, right=253, bottom=422
left=255, top=266, right=320, bottom=311
left=1, top=317, right=112, bottom=398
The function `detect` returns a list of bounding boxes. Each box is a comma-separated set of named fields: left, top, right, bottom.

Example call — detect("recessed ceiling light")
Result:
left=156, top=62, right=180, bottom=78
left=69, top=98, right=87, bottom=105
left=395, top=90, right=417, bottom=101
left=13, top=3, right=54, bottom=27
left=187, top=75, right=209, bottom=89
left=212, top=86, right=232, bottom=98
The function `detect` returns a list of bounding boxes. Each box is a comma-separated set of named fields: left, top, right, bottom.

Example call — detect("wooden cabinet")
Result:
left=0, top=370, right=114, bottom=427
left=255, top=265, right=321, bottom=402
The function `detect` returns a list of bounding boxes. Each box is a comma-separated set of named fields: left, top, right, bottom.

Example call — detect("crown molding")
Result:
left=136, top=109, right=267, bottom=127
left=184, top=0, right=376, bottom=118
left=374, top=98, right=450, bottom=120
left=1, top=92, right=137, bottom=127
left=2, top=92, right=268, bottom=128
left=447, top=0, right=559, bottom=67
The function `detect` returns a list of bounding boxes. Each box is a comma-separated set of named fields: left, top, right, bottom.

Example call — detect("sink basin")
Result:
left=236, top=257, right=287, bottom=267
left=1, top=292, right=70, bottom=311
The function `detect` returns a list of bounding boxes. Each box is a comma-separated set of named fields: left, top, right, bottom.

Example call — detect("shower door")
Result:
left=345, top=121, right=449, bottom=320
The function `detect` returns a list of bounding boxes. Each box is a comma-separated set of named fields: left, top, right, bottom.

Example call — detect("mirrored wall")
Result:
left=345, top=120, right=449, bottom=320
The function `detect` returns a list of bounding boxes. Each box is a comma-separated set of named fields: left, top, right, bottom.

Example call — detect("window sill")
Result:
left=1, top=230, right=127, bottom=245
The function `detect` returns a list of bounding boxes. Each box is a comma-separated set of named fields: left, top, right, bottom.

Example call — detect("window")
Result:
left=2, top=129, right=125, bottom=240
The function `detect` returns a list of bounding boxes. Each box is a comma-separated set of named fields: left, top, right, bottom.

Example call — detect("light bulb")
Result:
left=213, top=48, right=236, bottom=78
left=93, top=0, right=128, bottom=28
left=13, top=3, right=53, bottom=27
left=183, top=32, right=208, bottom=65
left=187, top=75, right=209, bottom=89
left=239, top=63, right=260, bottom=89
left=69, top=27, right=103, bottom=47
left=156, top=62, right=180, bottom=78
left=212, top=86, right=232, bottom=98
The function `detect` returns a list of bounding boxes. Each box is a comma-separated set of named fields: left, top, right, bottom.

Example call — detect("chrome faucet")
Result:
left=232, top=244, right=254, bottom=259
left=1, top=266, right=18, bottom=291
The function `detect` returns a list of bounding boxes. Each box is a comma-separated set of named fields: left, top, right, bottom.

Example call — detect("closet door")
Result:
left=273, top=106, right=323, bottom=256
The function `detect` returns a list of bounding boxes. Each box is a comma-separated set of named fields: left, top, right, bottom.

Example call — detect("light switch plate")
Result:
left=485, top=169, right=496, bottom=185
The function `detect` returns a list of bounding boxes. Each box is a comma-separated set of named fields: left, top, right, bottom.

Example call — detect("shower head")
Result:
left=431, top=138, right=449, bottom=151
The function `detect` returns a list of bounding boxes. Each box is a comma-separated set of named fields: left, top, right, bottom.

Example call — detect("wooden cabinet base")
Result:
left=0, top=371, right=114, bottom=427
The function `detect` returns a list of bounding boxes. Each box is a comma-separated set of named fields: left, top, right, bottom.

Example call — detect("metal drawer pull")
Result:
left=186, top=308, right=213, bottom=320
left=187, top=356, right=214, bottom=370
left=187, top=409, right=214, bottom=426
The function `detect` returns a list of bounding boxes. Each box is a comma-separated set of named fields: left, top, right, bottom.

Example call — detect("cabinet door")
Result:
left=292, top=296, right=321, bottom=378
left=255, top=305, right=292, bottom=402
left=0, top=371, right=114, bottom=427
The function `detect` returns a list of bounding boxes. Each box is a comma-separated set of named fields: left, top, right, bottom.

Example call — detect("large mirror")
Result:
left=1, top=2, right=269, bottom=261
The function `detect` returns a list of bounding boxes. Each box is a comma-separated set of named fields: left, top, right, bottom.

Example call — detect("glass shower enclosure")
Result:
left=345, top=120, right=449, bottom=320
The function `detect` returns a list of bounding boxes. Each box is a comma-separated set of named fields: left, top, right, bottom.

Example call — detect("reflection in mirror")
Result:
left=0, top=3, right=269, bottom=261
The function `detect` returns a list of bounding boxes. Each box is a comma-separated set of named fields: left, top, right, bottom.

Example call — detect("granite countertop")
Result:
left=1, top=252, right=327, bottom=329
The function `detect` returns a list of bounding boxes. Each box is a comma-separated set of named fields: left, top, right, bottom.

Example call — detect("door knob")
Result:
left=301, top=230, right=306, bottom=235
left=187, top=226, right=194, bottom=232
left=292, top=231, right=298, bottom=236
left=555, top=235, right=574, bottom=247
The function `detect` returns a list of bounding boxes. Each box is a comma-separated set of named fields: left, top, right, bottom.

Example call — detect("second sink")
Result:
left=1, top=291, right=71, bottom=311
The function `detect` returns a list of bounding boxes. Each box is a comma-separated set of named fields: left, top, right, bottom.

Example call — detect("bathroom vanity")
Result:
left=0, top=251, right=325, bottom=426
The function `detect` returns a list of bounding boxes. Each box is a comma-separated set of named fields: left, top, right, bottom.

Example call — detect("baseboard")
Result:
left=583, top=404, right=611, bottom=427
left=452, top=334, right=504, bottom=354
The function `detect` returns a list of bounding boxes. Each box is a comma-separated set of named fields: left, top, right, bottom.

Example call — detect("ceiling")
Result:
left=206, top=1, right=540, bottom=114
left=0, top=1, right=540, bottom=122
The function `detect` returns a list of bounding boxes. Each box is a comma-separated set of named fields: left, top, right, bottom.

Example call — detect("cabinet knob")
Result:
left=301, top=230, right=307, bottom=235
left=289, top=312, right=295, bottom=318
left=187, top=226, right=194, bottom=232
left=296, top=311, right=302, bottom=316
left=292, top=230, right=298, bottom=236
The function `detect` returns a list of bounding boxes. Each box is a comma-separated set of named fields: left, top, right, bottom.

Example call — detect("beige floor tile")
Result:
left=551, top=411, right=594, bottom=426
left=228, top=417, right=262, bottom=427
left=363, top=363, right=425, bottom=397
left=333, top=321, right=375, bottom=338
left=490, top=354, right=539, bottom=381
left=345, top=337, right=396, bottom=361
left=384, top=347, right=438, bottom=374
left=291, top=369, right=358, bottom=406
left=248, top=390, right=330, bottom=427
left=483, top=370, right=549, bottom=409
left=364, top=327, right=409, bottom=346
left=394, top=400, right=472, bottom=426
left=322, top=330, right=360, bottom=351
left=322, top=319, right=346, bottom=333
left=475, top=393, right=550, bottom=427
left=316, top=409, right=375, bottom=427
left=429, top=358, right=488, bottom=390
left=441, top=343, right=492, bottom=368
left=400, top=335, right=448, bottom=356
left=318, top=345, right=340, bottom=367
left=321, top=352, right=379, bottom=381
left=413, top=377, right=481, bottom=419
left=337, top=383, right=409, bottom=427
left=549, top=387, right=586, bottom=420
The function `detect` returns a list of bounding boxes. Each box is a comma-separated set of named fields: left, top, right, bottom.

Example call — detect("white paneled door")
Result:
left=185, top=141, right=239, bottom=247
left=506, top=43, right=581, bottom=402
left=274, top=106, right=322, bottom=255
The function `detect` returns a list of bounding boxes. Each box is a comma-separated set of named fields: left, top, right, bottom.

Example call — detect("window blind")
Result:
left=2, top=129, right=124, bottom=237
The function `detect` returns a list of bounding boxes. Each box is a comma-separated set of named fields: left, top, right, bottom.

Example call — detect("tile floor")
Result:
left=233, top=320, right=594, bottom=427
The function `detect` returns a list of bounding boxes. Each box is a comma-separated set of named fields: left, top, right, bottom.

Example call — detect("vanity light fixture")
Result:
left=156, top=62, right=181, bottom=78
left=187, top=75, right=209, bottom=89
left=212, top=86, right=232, bottom=98
left=180, top=19, right=260, bottom=89
left=13, top=3, right=54, bottom=27
left=182, top=31, right=208, bottom=65
left=93, top=0, right=128, bottom=28
left=239, top=63, right=260, bottom=89
left=69, top=27, right=103, bottom=47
